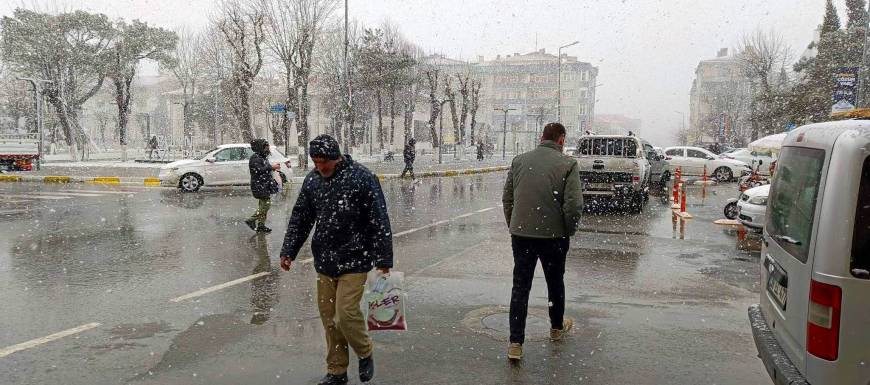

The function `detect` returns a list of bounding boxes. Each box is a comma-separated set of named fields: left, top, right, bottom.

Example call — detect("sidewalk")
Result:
left=16, top=154, right=510, bottom=179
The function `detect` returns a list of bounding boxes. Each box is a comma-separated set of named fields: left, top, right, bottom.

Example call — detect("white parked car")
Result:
left=749, top=119, right=870, bottom=385
left=722, top=148, right=776, bottom=175
left=737, top=184, right=769, bottom=230
left=663, top=146, right=751, bottom=181
left=159, top=143, right=293, bottom=192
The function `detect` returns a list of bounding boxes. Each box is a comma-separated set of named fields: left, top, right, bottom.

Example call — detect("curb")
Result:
left=0, top=166, right=510, bottom=187
left=0, top=175, right=167, bottom=187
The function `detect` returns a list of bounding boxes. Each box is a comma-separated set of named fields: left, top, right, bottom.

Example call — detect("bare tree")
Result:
left=171, top=28, right=204, bottom=145
left=456, top=72, right=471, bottom=146
left=290, top=0, right=337, bottom=168
left=469, top=80, right=481, bottom=142
left=424, top=67, right=441, bottom=147
left=443, top=76, right=459, bottom=148
left=215, top=0, right=266, bottom=142
left=736, top=30, right=793, bottom=139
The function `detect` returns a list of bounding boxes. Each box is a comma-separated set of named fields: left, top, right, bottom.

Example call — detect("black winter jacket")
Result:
left=403, top=144, right=415, bottom=164
left=280, top=155, right=394, bottom=277
left=249, top=153, right=278, bottom=199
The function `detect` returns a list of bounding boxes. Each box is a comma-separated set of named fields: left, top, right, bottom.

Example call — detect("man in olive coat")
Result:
left=502, top=122, right=583, bottom=360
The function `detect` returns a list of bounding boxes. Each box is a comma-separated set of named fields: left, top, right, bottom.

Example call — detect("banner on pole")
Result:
left=832, top=67, right=859, bottom=114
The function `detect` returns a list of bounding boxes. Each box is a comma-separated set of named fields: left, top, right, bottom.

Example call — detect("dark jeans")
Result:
left=400, top=162, right=415, bottom=179
left=509, top=235, right=569, bottom=344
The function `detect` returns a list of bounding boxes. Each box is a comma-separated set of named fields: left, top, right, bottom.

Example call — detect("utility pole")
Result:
left=17, top=77, right=52, bottom=170
left=343, top=0, right=351, bottom=153
left=494, top=107, right=516, bottom=159
left=557, top=41, right=579, bottom=123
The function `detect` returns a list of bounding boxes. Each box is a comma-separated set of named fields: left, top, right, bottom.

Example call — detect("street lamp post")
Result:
left=557, top=41, right=579, bottom=123
left=494, top=107, right=516, bottom=159
left=17, top=77, right=52, bottom=170
left=674, top=110, right=686, bottom=144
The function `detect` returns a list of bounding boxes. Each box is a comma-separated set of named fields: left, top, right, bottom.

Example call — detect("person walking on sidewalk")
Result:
left=279, top=134, right=393, bottom=385
left=400, top=138, right=416, bottom=179
left=245, top=139, right=281, bottom=233
left=477, top=140, right=485, bottom=161
left=147, top=136, right=159, bottom=159
left=502, top=122, right=583, bottom=361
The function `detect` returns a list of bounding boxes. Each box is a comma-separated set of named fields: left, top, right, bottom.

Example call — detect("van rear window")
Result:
left=766, top=147, right=826, bottom=263
left=852, top=156, right=870, bottom=278
left=577, top=138, right=637, bottom=157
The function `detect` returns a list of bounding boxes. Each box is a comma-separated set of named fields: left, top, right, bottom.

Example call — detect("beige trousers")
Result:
left=316, top=272, right=373, bottom=375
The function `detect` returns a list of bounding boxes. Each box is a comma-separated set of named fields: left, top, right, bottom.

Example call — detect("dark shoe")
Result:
left=244, top=218, right=257, bottom=230
left=317, top=373, right=348, bottom=385
left=359, top=354, right=374, bottom=382
left=255, top=225, right=272, bottom=233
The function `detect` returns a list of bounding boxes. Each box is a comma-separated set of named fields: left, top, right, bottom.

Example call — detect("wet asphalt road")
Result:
left=0, top=174, right=768, bottom=385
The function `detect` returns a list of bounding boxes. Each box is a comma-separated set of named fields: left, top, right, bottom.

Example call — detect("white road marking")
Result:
left=0, top=322, right=101, bottom=359
left=0, top=194, right=69, bottom=200
left=31, top=191, right=103, bottom=197
left=299, top=258, right=313, bottom=264
left=169, top=272, right=271, bottom=303
left=0, top=209, right=27, bottom=215
left=475, top=207, right=495, bottom=213
left=60, top=189, right=138, bottom=195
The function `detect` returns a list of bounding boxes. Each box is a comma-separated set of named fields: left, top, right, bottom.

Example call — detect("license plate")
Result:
left=764, top=256, right=788, bottom=310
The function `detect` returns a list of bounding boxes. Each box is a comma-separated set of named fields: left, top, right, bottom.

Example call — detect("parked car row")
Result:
left=663, top=145, right=751, bottom=181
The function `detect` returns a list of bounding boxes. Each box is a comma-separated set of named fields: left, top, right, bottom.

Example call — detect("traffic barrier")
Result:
left=144, top=177, right=161, bottom=186
left=680, top=183, right=687, bottom=213
left=702, top=165, right=707, bottom=183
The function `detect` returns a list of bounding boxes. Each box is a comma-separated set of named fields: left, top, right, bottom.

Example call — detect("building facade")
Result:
left=477, top=49, right=598, bottom=153
left=689, top=48, right=751, bottom=147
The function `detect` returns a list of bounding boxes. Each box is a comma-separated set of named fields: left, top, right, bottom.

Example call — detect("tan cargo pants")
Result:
left=317, top=272, right=373, bottom=375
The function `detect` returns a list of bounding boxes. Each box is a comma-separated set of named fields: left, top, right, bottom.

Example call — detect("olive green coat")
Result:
left=502, top=141, right=583, bottom=238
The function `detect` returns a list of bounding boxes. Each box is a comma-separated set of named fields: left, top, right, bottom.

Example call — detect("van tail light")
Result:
left=807, top=279, right=842, bottom=361
left=632, top=175, right=640, bottom=183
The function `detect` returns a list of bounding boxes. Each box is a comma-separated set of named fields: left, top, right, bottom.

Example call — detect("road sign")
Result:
left=269, top=104, right=286, bottom=113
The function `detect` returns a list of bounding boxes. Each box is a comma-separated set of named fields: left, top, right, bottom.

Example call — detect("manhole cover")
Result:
left=462, top=306, right=563, bottom=342
left=481, top=313, right=549, bottom=332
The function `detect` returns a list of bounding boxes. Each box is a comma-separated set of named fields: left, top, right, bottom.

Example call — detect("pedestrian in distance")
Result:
left=477, top=140, right=485, bottom=161
left=147, top=136, right=158, bottom=159
left=279, top=134, right=394, bottom=385
left=244, top=139, right=281, bottom=233
left=400, top=138, right=416, bottom=179
left=502, top=122, right=583, bottom=361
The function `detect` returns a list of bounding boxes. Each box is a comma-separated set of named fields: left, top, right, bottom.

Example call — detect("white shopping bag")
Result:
left=364, top=271, right=407, bottom=331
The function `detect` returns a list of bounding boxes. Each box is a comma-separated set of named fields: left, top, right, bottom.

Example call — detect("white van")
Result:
left=749, top=120, right=870, bottom=385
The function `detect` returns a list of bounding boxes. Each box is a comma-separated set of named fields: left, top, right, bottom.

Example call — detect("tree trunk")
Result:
left=389, top=88, right=396, bottom=146
left=299, top=80, right=310, bottom=168
left=376, top=89, right=383, bottom=149
left=239, top=83, right=254, bottom=142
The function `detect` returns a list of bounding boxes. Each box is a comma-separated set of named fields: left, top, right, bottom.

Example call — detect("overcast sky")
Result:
left=1, top=0, right=848, bottom=145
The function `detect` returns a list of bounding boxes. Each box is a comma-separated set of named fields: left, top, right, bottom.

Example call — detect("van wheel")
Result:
left=628, top=193, right=645, bottom=214
left=179, top=173, right=203, bottom=193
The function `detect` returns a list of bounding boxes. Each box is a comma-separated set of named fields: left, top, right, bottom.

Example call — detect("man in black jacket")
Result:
left=400, top=138, right=416, bottom=179
left=245, top=139, right=280, bottom=233
left=280, top=134, right=393, bottom=385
